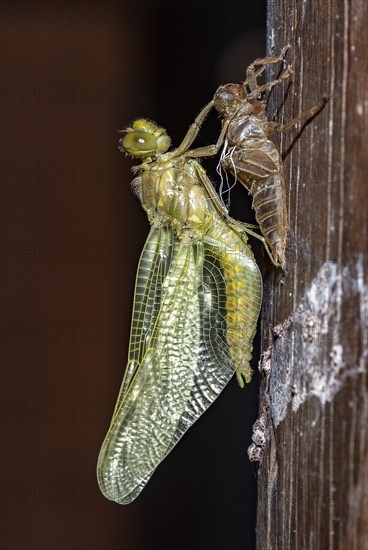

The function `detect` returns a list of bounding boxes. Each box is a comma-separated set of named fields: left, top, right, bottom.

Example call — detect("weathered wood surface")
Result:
left=255, top=0, right=368, bottom=548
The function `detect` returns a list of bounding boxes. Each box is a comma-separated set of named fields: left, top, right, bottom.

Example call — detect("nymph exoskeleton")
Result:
left=214, top=46, right=325, bottom=268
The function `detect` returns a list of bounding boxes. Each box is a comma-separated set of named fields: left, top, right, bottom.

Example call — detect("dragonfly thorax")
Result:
left=140, top=160, right=216, bottom=239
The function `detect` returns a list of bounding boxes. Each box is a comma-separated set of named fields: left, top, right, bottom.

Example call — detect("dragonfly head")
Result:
left=214, top=83, right=257, bottom=117
left=120, top=119, right=171, bottom=157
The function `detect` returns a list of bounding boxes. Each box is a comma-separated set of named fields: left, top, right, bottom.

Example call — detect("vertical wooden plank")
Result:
left=255, top=0, right=368, bottom=548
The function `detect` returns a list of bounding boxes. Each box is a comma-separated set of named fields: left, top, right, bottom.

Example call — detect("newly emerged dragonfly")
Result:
left=97, top=103, right=262, bottom=504
left=214, top=47, right=325, bottom=267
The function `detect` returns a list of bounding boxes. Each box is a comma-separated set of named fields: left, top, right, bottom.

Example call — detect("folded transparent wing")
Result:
left=97, top=226, right=243, bottom=504
left=111, top=225, right=175, bottom=415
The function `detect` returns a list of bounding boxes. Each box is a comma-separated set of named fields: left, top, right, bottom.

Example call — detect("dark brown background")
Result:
left=0, top=1, right=265, bottom=549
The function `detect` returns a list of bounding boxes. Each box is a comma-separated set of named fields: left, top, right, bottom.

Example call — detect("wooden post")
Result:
left=255, top=1, right=368, bottom=548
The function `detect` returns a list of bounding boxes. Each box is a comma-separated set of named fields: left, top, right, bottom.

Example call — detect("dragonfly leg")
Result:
left=241, top=222, right=259, bottom=229
left=184, top=118, right=231, bottom=159
left=246, top=67, right=292, bottom=101
left=194, top=162, right=230, bottom=216
left=244, top=45, right=290, bottom=94
left=175, top=100, right=215, bottom=155
left=270, top=96, right=329, bottom=132
left=239, top=225, right=283, bottom=267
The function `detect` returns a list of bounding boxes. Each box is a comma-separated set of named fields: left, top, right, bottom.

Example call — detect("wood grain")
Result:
left=255, top=1, right=368, bottom=548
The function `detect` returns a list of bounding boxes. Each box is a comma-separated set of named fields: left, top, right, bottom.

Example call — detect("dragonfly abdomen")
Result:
left=207, top=225, right=262, bottom=387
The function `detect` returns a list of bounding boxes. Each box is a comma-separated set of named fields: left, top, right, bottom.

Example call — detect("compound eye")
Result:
left=214, top=85, right=240, bottom=115
left=122, top=130, right=157, bottom=155
left=219, top=90, right=236, bottom=105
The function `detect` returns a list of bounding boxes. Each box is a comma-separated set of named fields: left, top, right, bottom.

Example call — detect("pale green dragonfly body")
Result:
left=97, top=106, right=262, bottom=504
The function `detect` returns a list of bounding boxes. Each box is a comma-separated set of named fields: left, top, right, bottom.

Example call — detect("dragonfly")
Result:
left=97, top=102, right=262, bottom=505
left=213, top=46, right=326, bottom=268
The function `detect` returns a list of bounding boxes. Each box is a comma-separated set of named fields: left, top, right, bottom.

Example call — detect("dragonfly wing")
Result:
left=111, top=225, right=175, bottom=415
left=176, top=241, right=234, bottom=429
left=97, top=233, right=236, bottom=504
